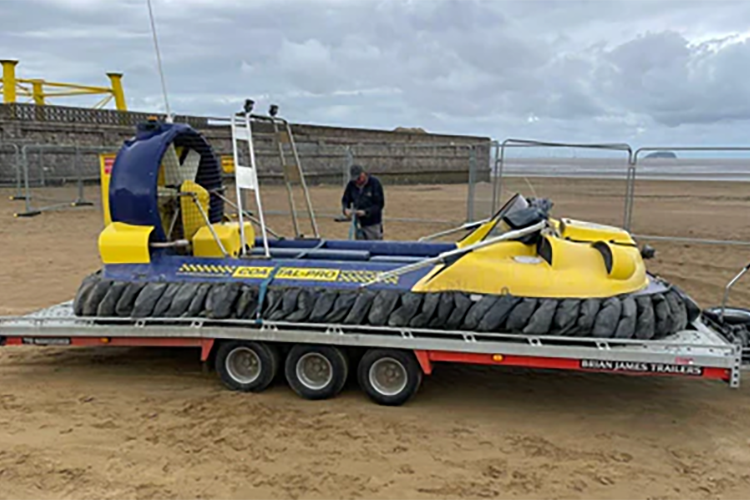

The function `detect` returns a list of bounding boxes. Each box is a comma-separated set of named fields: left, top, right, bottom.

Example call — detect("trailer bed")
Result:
left=0, top=301, right=743, bottom=390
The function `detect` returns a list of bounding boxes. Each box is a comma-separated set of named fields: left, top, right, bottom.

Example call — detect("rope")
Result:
left=255, top=265, right=280, bottom=324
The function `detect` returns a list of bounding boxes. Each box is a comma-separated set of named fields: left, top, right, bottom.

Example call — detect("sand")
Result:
left=1, top=178, right=750, bottom=499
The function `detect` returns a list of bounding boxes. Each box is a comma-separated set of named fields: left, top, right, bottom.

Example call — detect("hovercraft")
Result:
left=74, top=117, right=700, bottom=341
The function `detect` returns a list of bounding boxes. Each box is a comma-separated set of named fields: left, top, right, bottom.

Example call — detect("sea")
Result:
left=495, top=158, right=750, bottom=182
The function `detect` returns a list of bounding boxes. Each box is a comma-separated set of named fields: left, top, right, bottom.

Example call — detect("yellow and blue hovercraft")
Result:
left=74, top=113, right=701, bottom=341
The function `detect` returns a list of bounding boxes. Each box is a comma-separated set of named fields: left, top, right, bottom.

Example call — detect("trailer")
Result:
left=0, top=301, right=744, bottom=406
left=4, top=105, right=749, bottom=405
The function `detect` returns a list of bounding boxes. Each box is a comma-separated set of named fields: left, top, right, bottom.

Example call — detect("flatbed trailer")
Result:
left=0, top=301, right=745, bottom=405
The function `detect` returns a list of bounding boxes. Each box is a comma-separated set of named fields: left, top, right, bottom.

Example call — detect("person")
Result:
left=341, top=164, right=385, bottom=240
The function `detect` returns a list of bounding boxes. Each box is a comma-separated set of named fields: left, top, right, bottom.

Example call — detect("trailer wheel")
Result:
left=285, top=345, right=349, bottom=400
left=216, top=341, right=279, bottom=392
left=357, top=349, right=422, bottom=406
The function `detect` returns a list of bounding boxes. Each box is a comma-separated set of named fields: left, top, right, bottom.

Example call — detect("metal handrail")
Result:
left=722, top=263, right=750, bottom=320
left=493, top=139, right=634, bottom=225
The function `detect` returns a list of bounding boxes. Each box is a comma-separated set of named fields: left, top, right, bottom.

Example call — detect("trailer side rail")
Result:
left=0, top=302, right=741, bottom=387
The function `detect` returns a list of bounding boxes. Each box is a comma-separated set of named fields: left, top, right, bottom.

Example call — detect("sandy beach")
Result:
left=1, top=178, right=749, bottom=499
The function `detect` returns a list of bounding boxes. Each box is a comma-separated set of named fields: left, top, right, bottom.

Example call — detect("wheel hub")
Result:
left=226, top=347, right=262, bottom=384
left=296, top=352, right=333, bottom=390
left=369, top=357, right=408, bottom=396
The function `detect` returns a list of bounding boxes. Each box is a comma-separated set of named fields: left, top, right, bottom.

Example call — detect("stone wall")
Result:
left=0, top=103, right=491, bottom=186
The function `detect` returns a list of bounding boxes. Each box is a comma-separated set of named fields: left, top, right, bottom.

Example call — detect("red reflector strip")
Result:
left=425, top=351, right=730, bottom=382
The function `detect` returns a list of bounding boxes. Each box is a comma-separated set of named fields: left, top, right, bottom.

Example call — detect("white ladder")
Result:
left=269, top=116, right=319, bottom=238
left=231, top=112, right=270, bottom=258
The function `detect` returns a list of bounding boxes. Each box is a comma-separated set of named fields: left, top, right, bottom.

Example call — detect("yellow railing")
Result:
left=0, top=59, right=127, bottom=111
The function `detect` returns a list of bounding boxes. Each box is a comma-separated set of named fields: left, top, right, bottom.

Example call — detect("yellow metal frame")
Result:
left=193, top=222, right=254, bottom=258
left=1, top=59, right=127, bottom=110
left=99, top=153, right=118, bottom=226
left=98, top=222, right=154, bottom=264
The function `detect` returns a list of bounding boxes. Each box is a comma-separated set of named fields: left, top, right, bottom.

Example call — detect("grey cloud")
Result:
left=597, top=31, right=750, bottom=127
left=2, top=0, right=750, bottom=145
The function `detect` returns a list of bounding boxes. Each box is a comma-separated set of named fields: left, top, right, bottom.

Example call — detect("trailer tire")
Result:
left=429, top=293, right=455, bottom=329
left=506, top=298, right=538, bottom=332
left=326, top=291, right=358, bottom=323
left=552, top=298, right=580, bottom=335
left=666, top=290, right=688, bottom=332
left=446, top=293, right=473, bottom=330
left=477, top=295, right=520, bottom=332
left=132, top=282, right=167, bottom=318
left=309, top=290, right=338, bottom=323
left=358, top=349, right=422, bottom=406
left=463, top=295, right=499, bottom=331
left=216, top=341, right=279, bottom=392
left=153, top=283, right=182, bottom=317
left=74, top=272, right=100, bottom=316
left=235, top=285, right=260, bottom=319
left=523, top=299, right=558, bottom=335
left=409, top=292, right=440, bottom=328
left=388, top=292, right=423, bottom=327
left=115, top=282, right=146, bottom=317
left=97, top=281, right=128, bottom=317
left=284, top=345, right=349, bottom=400
left=635, top=296, right=656, bottom=340
left=287, top=289, right=315, bottom=322
left=270, top=288, right=301, bottom=321
left=166, top=283, right=199, bottom=318
left=368, top=290, right=400, bottom=326
left=83, top=280, right=112, bottom=317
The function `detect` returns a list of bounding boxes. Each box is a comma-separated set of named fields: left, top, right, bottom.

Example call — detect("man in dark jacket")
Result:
left=341, top=164, right=385, bottom=240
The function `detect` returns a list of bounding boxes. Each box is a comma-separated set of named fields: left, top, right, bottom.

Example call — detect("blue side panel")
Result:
left=109, top=122, right=221, bottom=242
left=257, top=238, right=455, bottom=257
left=252, top=248, right=373, bottom=261
left=103, top=254, right=432, bottom=291
left=109, top=134, right=166, bottom=240
left=261, top=239, right=320, bottom=249
left=326, top=240, right=455, bottom=257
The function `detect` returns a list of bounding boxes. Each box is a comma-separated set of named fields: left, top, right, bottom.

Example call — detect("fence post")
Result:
left=343, top=145, right=353, bottom=187
left=10, top=143, right=25, bottom=200
left=0, top=142, right=26, bottom=201
left=38, top=148, right=47, bottom=187
left=492, top=140, right=507, bottom=215
left=15, top=144, right=40, bottom=217
left=72, top=145, right=93, bottom=207
left=467, top=146, right=477, bottom=223
left=489, top=141, right=500, bottom=214
left=623, top=161, right=635, bottom=231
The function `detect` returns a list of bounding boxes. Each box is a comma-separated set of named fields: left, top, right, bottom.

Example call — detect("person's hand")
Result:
left=343, top=208, right=352, bottom=217
left=355, top=210, right=366, bottom=217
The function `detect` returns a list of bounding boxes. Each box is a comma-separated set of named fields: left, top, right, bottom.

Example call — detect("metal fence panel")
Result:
left=0, top=142, right=24, bottom=200
left=487, top=138, right=750, bottom=248
left=15, top=144, right=117, bottom=217
left=486, top=139, right=633, bottom=229
left=629, top=146, right=750, bottom=246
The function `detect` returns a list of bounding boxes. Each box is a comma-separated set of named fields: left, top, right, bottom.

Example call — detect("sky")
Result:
left=2, top=0, right=750, bottom=147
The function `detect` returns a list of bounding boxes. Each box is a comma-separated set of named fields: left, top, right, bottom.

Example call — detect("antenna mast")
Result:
left=146, top=0, right=172, bottom=122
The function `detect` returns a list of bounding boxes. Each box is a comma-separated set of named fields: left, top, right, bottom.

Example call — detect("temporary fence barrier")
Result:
left=488, top=138, right=750, bottom=247
left=14, top=144, right=117, bottom=217
left=0, top=142, right=24, bottom=200
left=491, top=139, right=633, bottom=227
